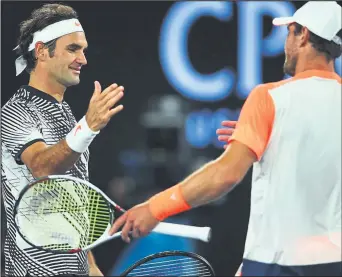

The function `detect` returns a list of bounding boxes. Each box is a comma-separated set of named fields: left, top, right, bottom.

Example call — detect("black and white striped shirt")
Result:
left=1, top=85, right=89, bottom=276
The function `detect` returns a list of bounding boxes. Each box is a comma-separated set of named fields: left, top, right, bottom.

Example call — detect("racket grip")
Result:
left=153, top=222, right=211, bottom=242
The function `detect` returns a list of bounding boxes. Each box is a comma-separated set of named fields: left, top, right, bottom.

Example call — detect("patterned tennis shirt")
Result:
left=1, top=85, right=90, bottom=276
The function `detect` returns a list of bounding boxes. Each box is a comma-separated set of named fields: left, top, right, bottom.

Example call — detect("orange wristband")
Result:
left=148, top=184, right=191, bottom=221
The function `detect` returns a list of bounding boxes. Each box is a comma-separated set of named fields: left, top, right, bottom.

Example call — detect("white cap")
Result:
left=273, top=1, right=342, bottom=45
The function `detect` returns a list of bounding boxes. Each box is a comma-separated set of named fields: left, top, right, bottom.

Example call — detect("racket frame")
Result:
left=119, top=250, right=215, bottom=276
left=14, top=175, right=212, bottom=254
left=13, top=175, right=118, bottom=254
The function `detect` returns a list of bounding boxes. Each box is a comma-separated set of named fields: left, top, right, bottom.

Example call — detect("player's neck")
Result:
left=28, top=71, right=66, bottom=103
left=295, top=54, right=335, bottom=75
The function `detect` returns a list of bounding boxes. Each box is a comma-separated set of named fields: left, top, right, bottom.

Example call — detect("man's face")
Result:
left=283, top=24, right=300, bottom=76
left=45, top=32, right=88, bottom=87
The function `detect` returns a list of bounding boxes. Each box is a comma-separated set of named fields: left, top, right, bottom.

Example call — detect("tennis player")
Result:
left=110, top=2, right=342, bottom=276
left=2, top=4, right=124, bottom=277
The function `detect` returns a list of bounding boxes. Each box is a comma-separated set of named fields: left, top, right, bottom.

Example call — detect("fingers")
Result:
left=86, top=82, right=125, bottom=131
left=217, top=135, right=232, bottom=142
left=105, top=90, right=124, bottom=110
left=98, top=85, right=124, bottom=116
left=101, top=83, right=119, bottom=98
left=221, top=120, right=237, bottom=127
left=216, top=121, right=236, bottom=149
left=216, top=128, right=234, bottom=135
left=121, top=220, right=133, bottom=243
left=99, top=86, right=124, bottom=115
left=109, top=212, right=134, bottom=243
left=92, top=81, right=102, bottom=98
left=91, top=82, right=119, bottom=102
left=132, top=226, right=141, bottom=239
left=101, top=86, right=124, bottom=103
left=108, top=105, right=124, bottom=118
left=109, top=213, right=128, bottom=236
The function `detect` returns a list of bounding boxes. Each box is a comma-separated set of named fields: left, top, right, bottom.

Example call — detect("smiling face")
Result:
left=43, top=31, right=88, bottom=87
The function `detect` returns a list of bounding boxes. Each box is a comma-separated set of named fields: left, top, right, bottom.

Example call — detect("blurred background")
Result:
left=1, top=1, right=341, bottom=276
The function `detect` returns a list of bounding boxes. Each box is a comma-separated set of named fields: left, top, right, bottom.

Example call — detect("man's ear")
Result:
left=35, top=42, right=48, bottom=61
left=300, top=27, right=310, bottom=47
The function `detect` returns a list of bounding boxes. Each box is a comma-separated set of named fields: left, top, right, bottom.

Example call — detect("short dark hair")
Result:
left=16, top=3, right=78, bottom=73
left=293, top=23, right=342, bottom=62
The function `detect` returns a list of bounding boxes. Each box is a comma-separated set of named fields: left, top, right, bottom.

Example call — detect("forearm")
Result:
left=23, top=116, right=98, bottom=178
left=87, top=251, right=97, bottom=267
left=148, top=141, right=255, bottom=221
left=88, top=251, right=103, bottom=276
left=180, top=160, right=238, bottom=208
left=29, top=139, right=81, bottom=178
left=149, top=158, right=239, bottom=221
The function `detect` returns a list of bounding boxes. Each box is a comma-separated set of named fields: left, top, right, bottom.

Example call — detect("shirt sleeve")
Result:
left=1, top=101, right=45, bottom=164
left=228, top=84, right=275, bottom=161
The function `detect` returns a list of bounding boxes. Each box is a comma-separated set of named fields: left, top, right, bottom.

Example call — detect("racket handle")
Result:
left=91, top=223, right=212, bottom=251
left=153, top=222, right=211, bottom=242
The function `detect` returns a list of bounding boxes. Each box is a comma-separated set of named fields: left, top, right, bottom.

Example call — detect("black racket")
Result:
left=120, top=250, right=215, bottom=276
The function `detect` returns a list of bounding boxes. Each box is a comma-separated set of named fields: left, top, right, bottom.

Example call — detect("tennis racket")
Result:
left=120, top=251, right=215, bottom=276
left=13, top=175, right=211, bottom=254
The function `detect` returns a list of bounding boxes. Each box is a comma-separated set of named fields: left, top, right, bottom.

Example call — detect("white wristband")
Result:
left=66, top=116, right=99, bottom=153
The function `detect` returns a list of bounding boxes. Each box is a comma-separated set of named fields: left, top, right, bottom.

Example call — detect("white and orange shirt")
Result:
left=229, top=70, right=341, bottom=266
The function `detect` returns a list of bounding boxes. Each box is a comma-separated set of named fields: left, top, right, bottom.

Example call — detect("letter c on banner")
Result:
left=159, top=2, right=235, bottom=102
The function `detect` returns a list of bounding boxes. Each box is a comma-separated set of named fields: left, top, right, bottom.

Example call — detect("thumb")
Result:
left=93, top=81, right=102, bottom=97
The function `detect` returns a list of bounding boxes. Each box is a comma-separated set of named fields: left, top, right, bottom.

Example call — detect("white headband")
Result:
left=14, top=19, right=84, bottom=76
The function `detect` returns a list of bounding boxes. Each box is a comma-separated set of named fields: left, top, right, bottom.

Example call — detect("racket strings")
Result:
left=86, top=189, right=111, bottom=244
left=19, top=180, right=88, bottom=249
left=16, top=178, right=112, bottom=251
left=126, top=256, right=213, bottom=276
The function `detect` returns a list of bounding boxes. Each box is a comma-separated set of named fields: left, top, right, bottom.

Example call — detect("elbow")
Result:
left=30, top=165, right=49, bottom=179
left=30, top=161, right=67, bottom=178
left=29, top=155, right=51, bottom=179
left=215, top=164, right=244, bottom=193
left=32, top=171, right=47, bottom=179
left=30, top=164, right=62, bottom=178
left=22, top=149, right=49, bottom=178
left=225, top=174, right=241, bottom=187
left=221, top=173, right=242, bottom=192
left=30, top=166, right=63, bottom=179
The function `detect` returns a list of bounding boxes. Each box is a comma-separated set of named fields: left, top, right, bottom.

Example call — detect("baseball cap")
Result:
left=273, top=1, right=342, bottom=45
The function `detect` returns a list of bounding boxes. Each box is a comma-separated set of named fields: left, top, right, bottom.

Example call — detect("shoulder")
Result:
left=2, top=88, right=37, bottom=123
left=2, top=98, right=30, bottom=116
left=253, top=78, right=294, bottom=94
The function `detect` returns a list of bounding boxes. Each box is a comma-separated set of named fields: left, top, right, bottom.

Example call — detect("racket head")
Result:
left=13, top=175, right=116, bottom=254
left=120, top=250, right=215, bottom=276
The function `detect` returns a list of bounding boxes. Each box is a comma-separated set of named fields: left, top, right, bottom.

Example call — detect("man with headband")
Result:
left=110, top=2, right=342, bottom=276
left=2, top=4, right=124, bottom=276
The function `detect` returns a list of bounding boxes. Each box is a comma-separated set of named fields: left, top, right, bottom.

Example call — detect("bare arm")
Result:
left=110, top=141, right=257, bottom=241
left=21, top=81, right=124, bottom=178
left=87, top=251, right=103, bottom=276
left=21, top=140, right=81, bottom=178
left=109, top=84, right=272, bottom=242
left=180, top=141, right=256, bottom=208
left=87, top=251, right=96, bottom=266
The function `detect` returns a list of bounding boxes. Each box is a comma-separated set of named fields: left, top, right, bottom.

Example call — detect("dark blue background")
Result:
left=2, top=1, right=341, bottom=275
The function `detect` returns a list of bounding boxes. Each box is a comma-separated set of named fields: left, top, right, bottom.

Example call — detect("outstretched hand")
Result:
left=85, top=81, right=124, bottom=132
left=109, top=202, right=159, bottom=243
